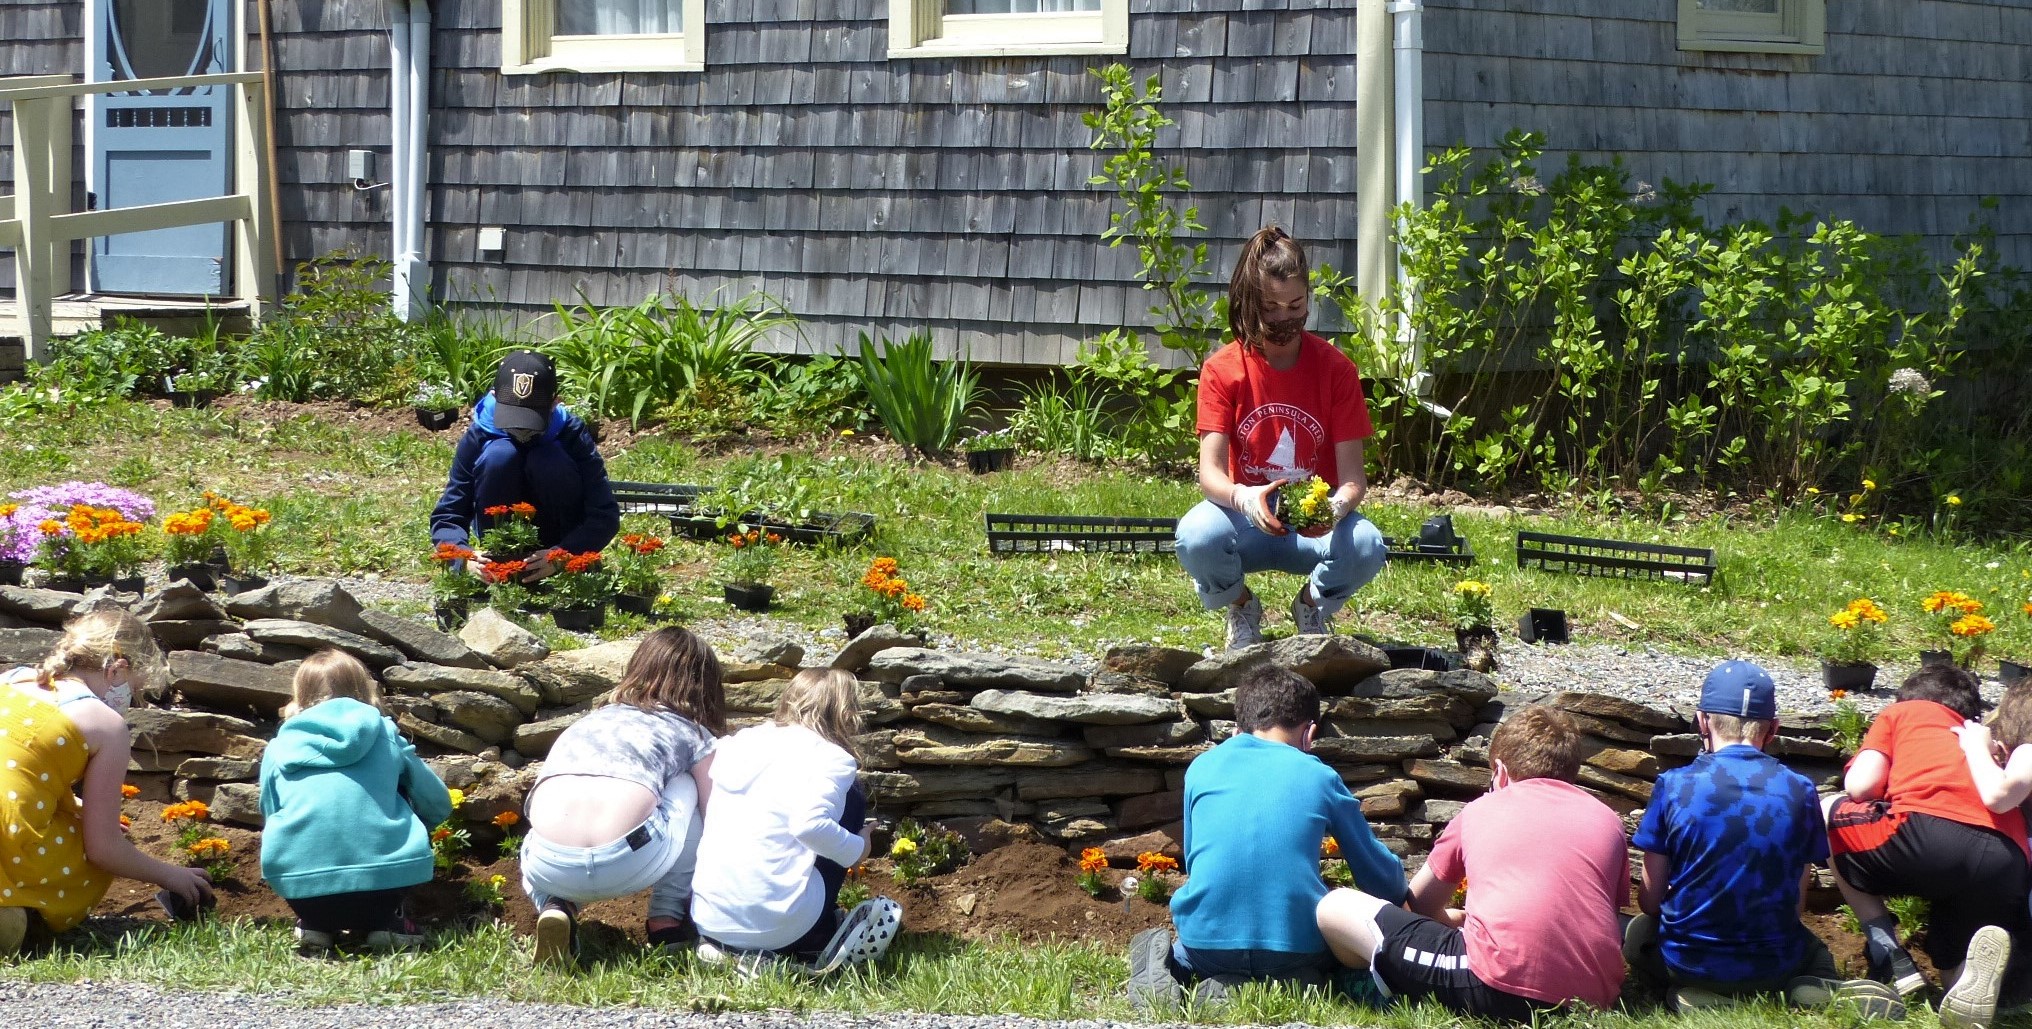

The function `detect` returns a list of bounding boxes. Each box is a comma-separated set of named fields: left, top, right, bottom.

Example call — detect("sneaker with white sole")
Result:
left=806, top=898, right=903, bottom=975
left=293, top=923, right=335, bottom=958
left=697, top=938, right=791, bottom=979
left=1291, top=586, right=1330, bottom=636
left=1786, top=976, right=1906, bottom=1021
left=1224, top=594, right=1264, bottom=650
left=0, top=907, right=30, bottom=957
left=1867, top=940, right=1929, bottom=998
left=533, top=900, right=578, bottom=968
left=1126, top=926, right=1183, bottom=1011
left=364, top=918, right=427, bottom=953
left=1940, top=925, right=2012, bottom=1029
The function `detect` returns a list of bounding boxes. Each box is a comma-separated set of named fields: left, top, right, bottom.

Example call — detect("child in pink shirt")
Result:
left=1316, top=705, right=1628, bottom=1020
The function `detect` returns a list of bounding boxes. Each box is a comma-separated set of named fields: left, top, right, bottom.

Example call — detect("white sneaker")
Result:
left=1224, top=594, right=1264, bottom=650
left=1291, top=586, right=1331, bottom=636
left=1941, top=925, right=2012, bottom=1029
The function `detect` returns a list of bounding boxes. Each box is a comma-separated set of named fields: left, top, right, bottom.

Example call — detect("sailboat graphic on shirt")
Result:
left=1237, top=403, right=1326, bottom=483
left=1263, top=429, right=1302, bottom=480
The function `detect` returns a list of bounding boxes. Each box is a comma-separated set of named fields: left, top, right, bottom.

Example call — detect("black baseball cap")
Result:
left=493, top=350, right=557, bottom=433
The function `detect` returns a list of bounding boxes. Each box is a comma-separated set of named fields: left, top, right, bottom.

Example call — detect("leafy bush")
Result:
left=409, top=308, right=518, bottom=406
left=855, top=331, right=981, bottom=456
left=32, top=314, right=241, bottom=402
left=746, top=353, right=871, bottom=437
left=545, top=291, right=792, bottom=428
left=243, top=252, right=414, bottom=402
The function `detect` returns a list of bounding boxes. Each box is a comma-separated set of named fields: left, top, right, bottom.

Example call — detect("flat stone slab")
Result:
left=725, top=678, right=789, bottom=714
left=431, top=690, right=521, bottom=744
left=830, top=624, right=920, bottom=673
left=209, top=781, right=264, bottom=828
left=910, top=702, right=1059, bottom=737
left=1102, top=644, right=1202, bottom=687
left=891, top=725, right=1095, bottom=767
left=1405, top=758, right=1492, bottom=796
left=128, top=708, right=266, bottom=760
left=1555, top=691, right=1688, bottom=732
left=1182, top=690, right=1235, bottom=718
left=398, top=712, right=489, bottom=754
left=147, top=619, right=243, bottom=651
left=0, top=586, right=81, bottom=625
left=1346, top=668, right=1501, bottom=708
left=202, top=633, right=312, bottom=665
left=970, top=689, right=1178, bottom=725
left=1082, top=719, right=1204, bottom=750
left=0, top=626, right=60, bottom=669
left=356, top=609, right=490, bottom=670
left=135, top=581, right=228, bottom=623
left=166, top=651, right=294, bottom=715
left=383, top=663, right=541, bottom=716
left=512, top=710, right=587, bottom=758
left=224, top=579, right=372, bottom=635
left=242, top=619, right=405, bottom=669
left=866, top=648, right=1083, bottom=693
left=1311, top=735, right=1441, bottom=762
left=175, top=756, right=260, bottom=781
left=515, top=638, right=634, bottom=704
left=1180, top=635, right=1391, bottom=693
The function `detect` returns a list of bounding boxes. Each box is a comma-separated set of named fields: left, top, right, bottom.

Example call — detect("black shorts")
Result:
left=1370, top=904, right=1555, bottom=1023
left=1830, top=808, right=2032, bottom=969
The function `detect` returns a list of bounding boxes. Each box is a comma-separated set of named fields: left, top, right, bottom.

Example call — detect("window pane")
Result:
left=1696, top=0, right=1780, bottom=11
left=110, top=0, right=216, bottom=80
left=947, top=0, right=1101, bottom=13
left=557, top=0, right=681, bottom=35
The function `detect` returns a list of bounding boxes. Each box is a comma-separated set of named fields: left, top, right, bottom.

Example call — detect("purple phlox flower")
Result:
left=7, top=481, right=156, bottom=522
left=0, top=504, right=58, bottom=565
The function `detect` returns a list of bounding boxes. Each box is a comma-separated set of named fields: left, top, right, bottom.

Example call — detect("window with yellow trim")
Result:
left=1678, top=0, right=1824, bottom=55
left=890, top=0, right=1128, bottom=58
left=502, top=0, right=706, bottom=74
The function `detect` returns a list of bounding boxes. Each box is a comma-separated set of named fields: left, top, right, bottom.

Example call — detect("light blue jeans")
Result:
left=1174, top=500, right=1387, bottom=619
left=520, top=772, right=701, bottom=922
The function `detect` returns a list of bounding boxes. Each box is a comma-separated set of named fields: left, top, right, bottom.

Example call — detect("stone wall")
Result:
left=0, top=579, right=1844, bottom=865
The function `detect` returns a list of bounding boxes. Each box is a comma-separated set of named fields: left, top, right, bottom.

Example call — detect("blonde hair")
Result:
left=284, top=649, right=382, bottom=719
left=39, top=609, right=164, bottom=696
left=771, top=668, right=863, bottom=754
left=1704, top=712, right=1775, bottom=747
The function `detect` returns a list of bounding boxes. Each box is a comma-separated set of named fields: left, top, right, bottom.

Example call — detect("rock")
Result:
left=898, top=674, right=947, bottom=695
left=1179, top=636, right=1392, bottom=693
left=1772, top=735, right=1843, bottom=760
left=175, top=756, right=260, bottom=781
left=432, top=691, right=522, bottom=744
left=201, top=633, right=312, bottom=665
left=1650, top=734, right=1703, bottom=757
left=732, top=635, right=804, bottom=668
left=854, top=729, right=902, bottom=770
left=1326, top=691, right=1478, bottom=729
left=516, top=638, right=634, bottom=704
left=1311, top=735, right=1440, bottom=762
left=971, top=689, right=1179, bottom=725
left=384, top=694, right=438, bottom=722
left=458, top=608, right=550, bottom=669
left=209, top=782, right=264, bottom=827
left=1562, top=710, right=1658, bottom=745
left=1082, top=720, right=1204, bottom=750
left=952, top=892, right=978, bottom=917
left=723, top=661, right=798, bottom=684
left=148, top=619, right=244, bottom=651
left=128, top=708, right=266, bottom=760
left=937, top=817, right=1037, bottom=854
left=1114, top=790, right=1183, bottom=830
left=830, top=624, right=918, bottom=673
left=1181, top=690, right=1235, bottom=718
left=1035, top=801, right=1114, bottom=840
left=1102, top=744, right=1212, bottom=763
left=1094, top=826, right=1183, bottom=863
left=900, top=688, right=967, bottom=708
left=1555, top=691, right=1687, bottom=732
left=166, top=651, right=294, bottom=715
left=1405, top=759, right=1492, bottom=796
left=1578, top=764, right=1654, bottom=802
left=224, top=579, right=371, bottom=633
left=242, top=619, right=405, bottom=669
left=0, top=626, right=60, bottom=668
left=1330, top=717, right=1459, bottom=742
left=1332, top=763, right=1396, bottom=784
left=1433, top=670, right=1502, bottom=707
left=128, top=750, right=198, bottom=774
left=861, top=768, right=1021, bottom=804
left=891, top=725, right=1095, bottom=767
left=1344, top=668, right=1501, bottom=713
left=1208, top=719, right=1238, bottom=741
left=1579, top=739, right=1660, bottom=777
left=400, top=712, right=490, bottom=754
left=911, top=702, right=1060, bottom=737
left=860, top=684, right=908, bottom=725
left=725, top=678, right=789, bottom=713
left=1084, top=670, right=1173, bottom=697
left=1370, top=821, right=1434, bottom=843
left=356, top=609, right=490, bottom=670
left=867, top=649, right=1084, bottom=693
left=135, top=581, right=228, bottom=623
left=512, top=710, right=587, bottom=758
left=1014, top=764, right=1167, bottom=800
left=1102, top=644, right=1203, bottom=687
left=383, top=663, right=542, bottom=716
left=1417, top=799, right=1467, bottom=824
left=0, top=586, right=82, bottom=625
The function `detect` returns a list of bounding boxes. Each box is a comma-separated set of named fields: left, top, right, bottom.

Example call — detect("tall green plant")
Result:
left=1084, top=64, right=1222, bottom=363
left=855, top=331, right=981, bottom=456
left=544, top=291, right=792, bottom=427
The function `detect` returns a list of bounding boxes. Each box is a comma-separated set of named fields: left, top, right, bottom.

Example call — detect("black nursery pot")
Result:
left=1517, top=608, right=1571, bottom=645
left=613, top=592, right=655, bottom=618
left=167, top=563, right=219, bottom=592
left=2001, top=659, right=2032, bottom=687
left=724, top=582, right=775, bottom=613
left=1821, top=661, right=1878, bottom=693
left=110, top=575, right=145, bottom=594
left=219, top=572, right=270, bottom=597
left=168, top=390, right=216, bottom=409
left=1919, top=649, right=1953, bottom=669
left=0, top=562, right=21, bottom=587
left=966, top=448, right=1015, bottom=474
left=843, top=611, right=877, bottom=639
left=415, top=407, right=459, bottom=431
left=551, top=604, right=608, bottom=631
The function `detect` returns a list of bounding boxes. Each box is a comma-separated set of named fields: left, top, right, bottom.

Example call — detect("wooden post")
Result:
left=11, top=96, right=57, bottom=362
left=42, top=90, right=72, bottom=303
left=233, top=78, right=278, bottom=322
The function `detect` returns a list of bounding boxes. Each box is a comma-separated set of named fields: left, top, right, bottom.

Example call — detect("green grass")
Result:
left=7, top=919, right=2001, bottom=1028
left=4, top=399, right=2031, bottom=663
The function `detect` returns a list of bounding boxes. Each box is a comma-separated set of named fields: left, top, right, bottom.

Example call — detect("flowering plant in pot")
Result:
left=429, top=541, right=487, bottom=629
left=719, top=527, right=783, bottom=612
left=0, top=503, right=34, bottom=585
left=1822, top=597, right=1889, bottom=691
left=1451, top=579, right=1498, bottom=672
left=1130, top=851, right=1180, bottom=903
left=477, top=557, right=537, bottom=614
left=161, top=506, right=221, bottom=590
left=961, top=427, right=1017, bottom=473
left=1272, top=476, right=1336, bottom=535
left=848, top=556, right=925, bottom=637
left=205, top=493, right=274, bottom=593
left=2003, top=601, right=2032, bottom=686
left=607, top=532, right=667, bottom=616
left=34, top=505, right=149, bottom=590
left=1921, top=590, right=1993, bottom=668
left=411, top=381, right=461, bottom=431
left=544, top=549, right=612, bottom=630
left=476, top=502, right=540, bottom=561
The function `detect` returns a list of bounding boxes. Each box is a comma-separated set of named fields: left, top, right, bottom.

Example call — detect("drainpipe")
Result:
left=388, top=0, right=431, bottom=322
left=1354, top=0, right=1393, bottom=314
left=1388, top=0, right=1434, bottom=401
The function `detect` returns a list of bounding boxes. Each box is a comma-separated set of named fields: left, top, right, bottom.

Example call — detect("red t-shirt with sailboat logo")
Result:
left=1195, top=333, right=1373, bottom=486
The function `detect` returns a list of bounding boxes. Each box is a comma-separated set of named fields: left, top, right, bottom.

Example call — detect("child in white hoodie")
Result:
left=690, top=668, right=876, bottom=962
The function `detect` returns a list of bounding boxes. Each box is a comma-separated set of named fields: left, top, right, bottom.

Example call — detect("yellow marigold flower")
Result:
left=890, top=837, right=919, bottom=858
left=489, top=874, right=507, bottom=889
left=0, top=504, right=13, bottom=518
left=1841, top=513, right=1860, bottom=524
left=1862, top=479, right=1877, bottom=491
left=1804, top=487, right=1821, bottom=496
left=1946, top=495, right=1962, bottom=506
left=901, top=593, right=926, bottom=612
left=448, top=788, right=466, bottom=809
left=1322, top=836, right=1340, bottom=858
left=1829, top=610, right=1860, bottom=631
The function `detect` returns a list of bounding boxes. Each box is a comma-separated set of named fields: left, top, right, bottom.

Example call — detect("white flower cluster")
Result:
left=1887, top=368, right=1932, bottom=396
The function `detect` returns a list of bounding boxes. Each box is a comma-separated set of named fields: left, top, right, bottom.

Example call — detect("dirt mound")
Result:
left=887, top=841, right=1172, bottom=947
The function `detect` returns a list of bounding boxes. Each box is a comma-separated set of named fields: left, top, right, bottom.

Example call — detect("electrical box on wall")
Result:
left=477, top=226, right=505, bottom=254
left=346, top=149, right=375, bottom=183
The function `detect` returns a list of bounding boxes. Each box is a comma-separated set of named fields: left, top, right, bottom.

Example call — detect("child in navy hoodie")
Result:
left=259, top=650, right=453, bottom=954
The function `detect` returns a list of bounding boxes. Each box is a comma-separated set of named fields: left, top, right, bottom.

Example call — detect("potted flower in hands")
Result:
left=847, top=556, right=927, bottom=639
left=719, top=527, right=784, bottom=612
left=412, top=382, right=462, bottom=431
left=1822, top=597, right=1889, bottom=691
left=545, top=549, right=612, bottom=631
left=1451, top=579, right=1498, bottom=673
left=607, top=532, right=667, bottom=617
left=1274, top=477, right=1337, bottom=537
left=210, top=495, right=274, bottom=595
left=161, top=506, right=221, bottom=590
left=1921, top=591, right=1991, bottom=669
left=961, top=427, right=1017, bottom=474
left=429, top=542, right=487, bottom=630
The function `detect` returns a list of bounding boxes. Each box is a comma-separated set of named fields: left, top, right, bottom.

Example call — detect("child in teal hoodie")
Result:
left=259, top=650, right=453, bottom=954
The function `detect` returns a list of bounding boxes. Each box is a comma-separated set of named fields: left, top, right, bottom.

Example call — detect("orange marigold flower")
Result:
left=861, top=570, right=889, bottom=589
left=1077, top=847, right=1109, bottom=874
left=1322, top=837, right=1341, bottom=858
left=433, top=542, right=477, bottom=563
left=37, top=519, right=63, bottom=536
left=493, top=811, right=521, bottom=828
left=431, top=827, right=451, bottom=844
left=765, top=532, right=783, bottom=545
left=2023, top=601, right=2032, bottom=617
left=121, top=783, right=140, bottom=799
left=119, top=814, right=132, bottom=828
left=1951, top=614, right=1996, bottom=638
left=483, top=504, right=511, bottom=517
left=1135, top=851, right=1179, bottom=874
left=509, top=502, right=536, bottom=518
left=870, top=557, right=899, bottom=576
left=564, top=552, right=603, bottom=574
left=901, top=593, right=926, bottom=612
left=1829, top=689, right=1849, bottom=700
left=479, top=559, right=527, bottom=585
left=186, top=837, right=230, bottom=860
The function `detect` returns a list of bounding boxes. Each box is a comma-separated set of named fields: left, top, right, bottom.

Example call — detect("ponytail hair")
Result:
left=1227, top=225, right=1310, bottom=348
left=39, top=609, right=164, bottom=695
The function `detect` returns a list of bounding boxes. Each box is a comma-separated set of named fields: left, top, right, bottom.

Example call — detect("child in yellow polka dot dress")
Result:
left=0, top=611, right=212, bottom=954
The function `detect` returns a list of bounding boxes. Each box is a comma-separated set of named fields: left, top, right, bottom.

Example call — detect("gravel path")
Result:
left=1, top=981, right=1210, bottom=1029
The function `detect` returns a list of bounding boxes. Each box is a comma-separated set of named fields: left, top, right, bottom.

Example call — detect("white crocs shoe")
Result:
left=806, top=898, right=903, bottom=975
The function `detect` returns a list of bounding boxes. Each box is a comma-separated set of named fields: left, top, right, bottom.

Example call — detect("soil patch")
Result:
left=884, top=841, right=1173, bottom=947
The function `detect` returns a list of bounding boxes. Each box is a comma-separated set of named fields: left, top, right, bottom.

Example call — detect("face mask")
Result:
left=1263, top=313, right=1306, bottom=345
left=506, top=426, right=543, bottom=446
left=102, top=683, right=133, bottom=715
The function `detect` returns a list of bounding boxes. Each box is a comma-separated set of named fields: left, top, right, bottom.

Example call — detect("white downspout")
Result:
left=388, top=6, right=412, bottom=313
left=390, top=0, right=431, bottom=322
left=1388, top=0, right=1434, bottom=401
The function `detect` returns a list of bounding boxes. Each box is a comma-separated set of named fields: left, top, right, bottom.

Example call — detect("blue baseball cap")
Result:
left=1699, top=660, right=1778, bottom=720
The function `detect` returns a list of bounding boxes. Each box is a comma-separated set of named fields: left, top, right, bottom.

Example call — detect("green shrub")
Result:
left=32, top=314, right=242, bottom=402
left=544, top=291, right=792, bottom=428
left=243, top=252, right=414, bottom=402
left=855, top=331, right=981, bottom=456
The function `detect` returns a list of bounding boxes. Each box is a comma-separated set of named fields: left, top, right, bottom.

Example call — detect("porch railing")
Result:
left=0, top=71, right=276, bottom=360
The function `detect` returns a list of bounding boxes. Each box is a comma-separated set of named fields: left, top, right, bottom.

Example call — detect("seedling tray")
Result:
left=1515, top=531, right=1716, bottom=584
left=1381, top=535, right=1476, bottom=566
left=986, top=514, right=1177, bottom=555
left=612, top=481, right=875, bottom=547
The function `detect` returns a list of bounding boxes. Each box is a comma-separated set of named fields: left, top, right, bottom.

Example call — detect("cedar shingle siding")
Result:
left=3, top=0, right=2028, bottom=364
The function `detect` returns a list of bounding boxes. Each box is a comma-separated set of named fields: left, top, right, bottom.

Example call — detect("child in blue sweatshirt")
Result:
left=259, top=650, right=453, bottom=954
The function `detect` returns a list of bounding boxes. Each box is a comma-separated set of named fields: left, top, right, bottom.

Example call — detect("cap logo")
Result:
left=511, top=372, right=536, bottom=399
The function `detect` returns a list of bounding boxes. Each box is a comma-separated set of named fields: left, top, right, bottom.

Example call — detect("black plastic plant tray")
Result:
left=611, top=481, right=875, bottom=547
left=1514, top=531, right=1717, bottom=584
left=1380, top=535, right=1476, bottom=566
left=985, top=514, right=1178, bottom=555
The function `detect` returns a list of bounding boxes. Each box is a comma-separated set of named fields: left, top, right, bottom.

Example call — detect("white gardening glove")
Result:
left=1232, top=480, right=1287, bottom=536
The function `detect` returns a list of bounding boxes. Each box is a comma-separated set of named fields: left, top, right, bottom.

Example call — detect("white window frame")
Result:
left=889, top=0, right=1127, bottom=59
left=502, top=0, right=707, bottom=74
left=1677, top=0, right=1824, bottom=55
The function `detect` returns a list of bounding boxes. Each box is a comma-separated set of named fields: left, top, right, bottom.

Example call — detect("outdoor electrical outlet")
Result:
left=346, top=149, right=374, bottom=183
